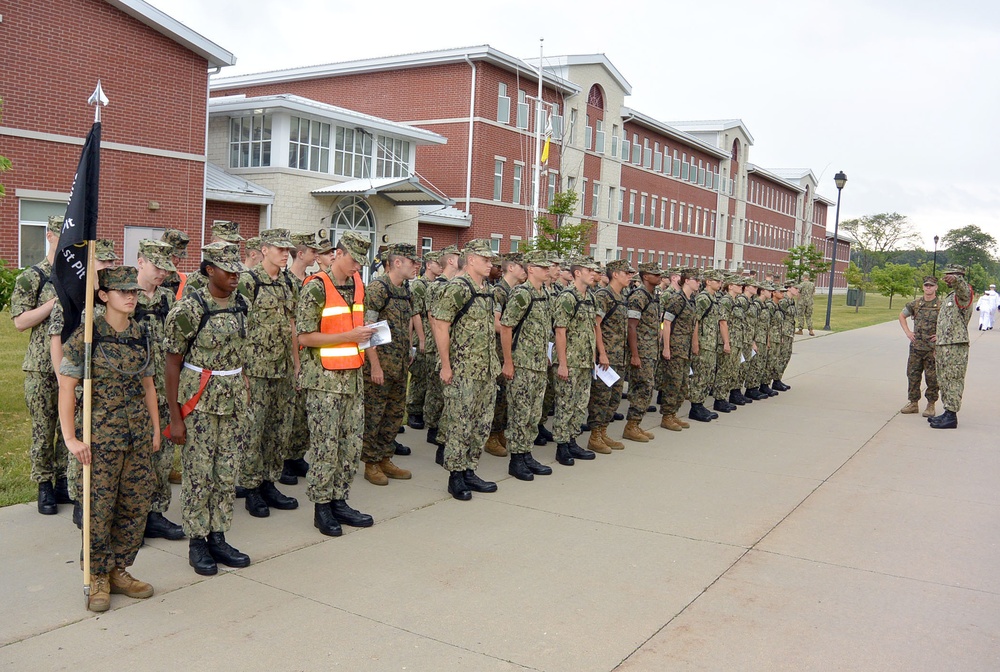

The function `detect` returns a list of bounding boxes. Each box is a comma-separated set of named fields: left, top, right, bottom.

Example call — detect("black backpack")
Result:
left=188, top=291, right=248, bottom=350
left=508, top=287, right=549, bottom=352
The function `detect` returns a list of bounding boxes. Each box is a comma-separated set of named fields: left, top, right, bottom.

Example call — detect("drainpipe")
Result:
left=464, top=56, right=476, bottom=214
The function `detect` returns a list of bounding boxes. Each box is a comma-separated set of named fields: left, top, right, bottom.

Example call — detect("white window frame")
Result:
left=497, top=83, right=510, bottom=124
left=517, top=90, right=529, bottom=130
left=493, top=158, right=505, bottom=201
left=512, top=163, right=523, bottom=205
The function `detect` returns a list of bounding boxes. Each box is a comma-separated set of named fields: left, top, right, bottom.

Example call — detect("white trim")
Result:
left=104, top=0, right=235, bottom=68
left=15, top=189, right=70, bottom=201
left=0, top=126, right=206, bottom=162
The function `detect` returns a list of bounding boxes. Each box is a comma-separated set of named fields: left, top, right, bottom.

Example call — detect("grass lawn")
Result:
left=810, top=290, right=910, bottom=333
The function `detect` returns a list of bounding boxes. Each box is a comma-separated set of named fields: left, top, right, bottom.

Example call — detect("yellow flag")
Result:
left=540, top=118, right=553, bottom=164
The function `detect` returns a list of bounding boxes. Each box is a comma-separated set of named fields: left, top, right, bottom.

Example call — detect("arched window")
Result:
left=731, top=139, right=739, bottom=162
left=587, top=84, right=605, bottom=110
left=329, top=196, right=376, bottom=276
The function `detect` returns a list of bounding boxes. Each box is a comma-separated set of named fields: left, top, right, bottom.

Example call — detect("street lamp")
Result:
left=823, top=171, right=848, bottom=331
left=932, top=235, right=939, bottom=276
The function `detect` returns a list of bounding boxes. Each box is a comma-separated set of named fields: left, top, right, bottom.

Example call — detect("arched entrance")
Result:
left=329, top=195, right=376, bottom=280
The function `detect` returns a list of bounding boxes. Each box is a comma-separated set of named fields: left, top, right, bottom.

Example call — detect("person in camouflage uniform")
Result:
left=624, top=262, right=663, bottom=441
left=362, top=243, right=419, bottom=486
left=928, top=266, right=974, bottom=429
left=12, top=215, right=70, bottom=514
left=499, top=250, right=555, bottom=480
left=164, top=242, right=252, bottom=575
left=796, top=272, right=816, bottom=335
left=771, top=283, right=797, bottom=391
left=734, top=279, right=756, bottom=401
left=423, top=245, right=460, bottom=455
left=898, top=276, right=941, bottom=417
left=59, top=266, right=159, bottom=612
left=762, top=284, right=783, bottom=397
left=552, top=256, right=603, bottom=465
left=658, top=269, right=699, bottom=430
left=485, top=253, right=526, bottom=458
left=181, top=221, right=244, bottom=298
left=746, top=282, right=774, bottom=400
left=430, top=240, right=501, bottom=500
left=718, top=276, right=748, bottom=407
left=243, top=236, right=262, bottom=268
left=237, top=228, right=300, bottom=517
left=690, top=269, right=732, bottom=421
left=587, top=259, right=634, bottom=451
left=159, top=228, right=190, bottom=300
left=406, top=251, right=441, bottom=429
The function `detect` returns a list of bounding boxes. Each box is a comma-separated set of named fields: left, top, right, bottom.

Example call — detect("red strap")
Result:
left=163, top=368, right=212, bottom=438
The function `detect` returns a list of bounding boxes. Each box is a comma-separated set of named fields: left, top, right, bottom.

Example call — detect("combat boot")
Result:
left=260, top=480, right=298, bottom=509
left=188, top=538, right=218, bottom=576
left=555, top=443, right=575, bottom=466
left=537, top=424, right=555, bottom=442
left=408, top=413, right=425, bottom=430
left=640, top=425, right=656, bottom=439
left=88, top=573, right=111, bottom=612
left=144, top=511, right=185, bottom=540
left=484, top=433, right=508, bottom=457
left=313, top=503, right=342, bottom=537
left=760, top=384, right=778, bottom=397
left=713, top=398, right=734, bottom=413
left=900, top=401, right=919, bottom=414
left=508, top=453, right=534, bottom=481
left=568, top=438, right=596, bottom=460
left=922, top=401, right=936, bottom=417
left=622, top=420, right=650, bottom=443
left=533, top=429, right=548, bottom=446
left=244, top=487, right=270, bottom=517
left=393, top=441, right=411, bottom=456
left=523, top=452, right=552, bottom=475
left=464, top=470, right=498, bottom=492
left=497, top=431, right=508, bottom=448
left=54, top=477, right=72, bottom=504
left=660, top=414, right=683, bottom=432
left=73, top=500, right=82, bottom=529
left=795, top=328, right=803, bottom=335
left=772, top=379, right=791, bottom=392
left=37, top=482, right=57, bottom=515
left=929, top=410, right=958, bottom=429
left=330, top=500, right=374, bottom=527
left=613, top=412, right=625, bottom=421
left=675, top=416, right=690, bottom=428
left=448, top=471, right=472, bottom=500
left=378, top=458, right=411, bottom=480
left=109, top=567, right=154, bottom=599
left=688, top=403, right=715, bottom=423
left=745, top=386, right=765, bottom=401
left=364, top=462, right=389, bottom=486
left=427, top=427, right=442, bottom=447
left=207, top=532, right=251, bottom=568
left=168, top=468, right=182, bottom=484
left=601, top=427, right=625, bottom=450
left=729, top=389, right=747, bottom=406
left=587, top=427, right=612, bottom=454
left=809, top=330, right=815, bottom=336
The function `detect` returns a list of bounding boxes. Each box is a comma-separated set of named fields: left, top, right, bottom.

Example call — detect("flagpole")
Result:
left=531, top=38, right=544, bottom=241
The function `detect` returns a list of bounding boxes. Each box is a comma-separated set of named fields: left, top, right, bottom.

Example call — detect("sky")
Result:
left=154, top=0, right=1000, bottom=252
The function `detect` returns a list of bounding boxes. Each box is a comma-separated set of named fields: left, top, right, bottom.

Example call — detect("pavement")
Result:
left=2, top=321, right=999, bottom=671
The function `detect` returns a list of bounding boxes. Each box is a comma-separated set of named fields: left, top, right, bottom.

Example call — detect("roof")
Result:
left=205, top=163, right=274, bottom=205
left=209, top=94, right=446, bottom=145
left=525, top=54, right=632, bottom=96
left=815, top=194, right=837, bottom=207
left=417, top=205, right=472, bottom=228
left=620, top=108, right=730, bottom=160
left=746, top=163, right=805, bottom=193
left=104, top=0, right=235, bottom=68
left=666, top=119, right=755, bottom=146
left=771, top=168, right=818, bottom=184
left=210, top=45, right=580, bottom=95
left=311, top=176, right=453, bottom=206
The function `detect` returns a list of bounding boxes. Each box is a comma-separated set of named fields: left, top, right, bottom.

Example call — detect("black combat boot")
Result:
left=408, top=413, right=425, bottom=430
left=464, top=470, right=498, bottom=493
left=523, top=452, right=553, bottom=475
left=188, top=537, right=218, bottom=575
left=37, top=482, right=57, bottom=515
left=427, top=427, right=443, bottom=446
left=73, top=500, right=83, bottom=529
left=207, top=532, right=251, bottom=568
left=448, top=471, right=472, bottom=500
left=929, top=410, right=958, bottom=429
left=508, top=453, right=534, bottom=481
left=54, top=477, right=72, bottom=504
left=330, top=500, right=374, bottom=527
left=713, top=398, right=733, bottom=413
left=760, top=383, right=778, bottom=397
left=278, top=462, right=298, bottom=486
left=313, top=503, right=342, bottom=537
left=260, top=481, right=298, bottom=510
left=393, top=441, right=411, bottom=456
left=435, top=445, right=445, bottom=465
left=533, top=429, right=548, bottom=446
left=537, top=424, right=554, bottom=442
left=145, top=511, right=185, bottom=540
left=555, top=443, right=575, bottom=466
left=688, top=403, right=715, bottom=423
left=729, top=389, right=747, bottom=406
left=567, top=438, right=596, bottom=460
left=772, top=379, right=791, bottom=392
left=746, top=386, right=765, bottom=401
left=613, top=412, right=625, bottom=421
left=244, top=487, right=270, bottom=518
left=580, top=423, right=591, bottom=432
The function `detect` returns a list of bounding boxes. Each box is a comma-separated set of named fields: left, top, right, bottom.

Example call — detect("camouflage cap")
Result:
left=202, top=241, right=246, bottom=274
left=290, top=232, right=315, bottom=248
left=95, top=239, right=119, bottom=262
left=922, top=276, right=938, bottom=285
left=161, top=229, right=190, bottom=257
left=501, top=252, right=525, bottom=265
left=423, top=250, right=443, bottom=264
left=943, top=264, right=966, bottom=276
left=313, top=233, right=334, bottom=254
left=462, top=238, right=500, bottom=262
left=546, top=251, right=565, bottom=266
left=702, top=269, right=724, bottom=282
left=47, top=215, right=64, bottom=235
left=606, top=259, right=635, bottom=274
left=386, top=242, right=420, bottom=262
left=574, top=256, right=601, bottom=271
left=260, top=228, right=296, bottom=249
left=245, top=236, right=262, bottom=252
left=98, top=266, right=142, bottom=292
left=439, top=245, right=460, bottom=257
left=211, top=220, right=243, bottom=243
left=638, top=261, right=663, bottom=275
left=522, top=250, right=552, bottom=267
left=337, top=231, right=371, bottom=265
left=138, top=239, right=177, bottom=271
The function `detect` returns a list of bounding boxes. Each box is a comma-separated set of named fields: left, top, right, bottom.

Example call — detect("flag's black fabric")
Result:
left=54, top=122, right=101, bottom=342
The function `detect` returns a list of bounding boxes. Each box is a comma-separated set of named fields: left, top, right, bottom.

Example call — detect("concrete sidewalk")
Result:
left=2, top=321, right=999, bottom=671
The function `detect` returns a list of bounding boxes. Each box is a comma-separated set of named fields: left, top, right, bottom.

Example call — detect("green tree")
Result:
left=914, top=261, right=942, bottom=296
left=841, top=212, right=921, bottom=276
left=869, top=262, right=916, bottom=309
left=941, top=225, right=998, bottom=275
left=521, top=190, right=591, bottom=257
left=966, top=263, right=998, bottom=294
left=782, top=244, right=831, bottom=282
left=844, top=261, right=872, bottom=313
left=0, top=98, right=11, bottom=199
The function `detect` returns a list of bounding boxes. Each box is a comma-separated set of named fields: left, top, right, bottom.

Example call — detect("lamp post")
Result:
left=823, top=171, right=848, bottom=331
left=932, top=235, right=939, bottom=276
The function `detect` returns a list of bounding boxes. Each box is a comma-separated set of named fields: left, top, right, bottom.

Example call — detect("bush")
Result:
left=0, top=259, right=22, bottom=312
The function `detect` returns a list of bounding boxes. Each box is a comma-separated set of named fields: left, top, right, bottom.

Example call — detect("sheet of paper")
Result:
left=594, top=365, right=620, bottom=388
left=547, top=342, right=554, bottom=363
left=740, top=353, right=746, bottom=364
left=359, top=320, right=391, bottom=350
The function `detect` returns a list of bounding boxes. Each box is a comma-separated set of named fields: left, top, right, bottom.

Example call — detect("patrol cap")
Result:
left=423, top=250, right=443, bottom=264
left=385, top=242, right=420, bottom=262
left=702, top=269, right=724, bottom=282
left=336, top=231, right=371, bottom=265
left=922, top=276, right=938, bottom=285
left=568, top=255, right=599, bottom=271
left=48, top=215, right=64, bottom=235
left=161, top=229, right=190, bottom=257
left=201, top=241, right=246, bottom=274
left=260, top=228, right=296, bottom=249
left=462, top=238, right=500, bottom=262
left=98, top=266, right=142, bottom=292
left=245, top=236, right=262, bottom=252
left=638, top=261, right=663, bottom=275
left=606, top=259, right=636, bottom=274
left=138, top=239, right=177, bottom=272
left=291, top=232, right=316, bottom=248
left=439, top=245, right=460, bottom=258
left=501, top=252, right=525, bottom=265
left=522, top=250, right=552, bottom=267
left=943, top=264, right=966, bottom=275
left=211, top=220, right=243, bottom=243
left=313, top=233, right=334, bottom=254
left=95, top=239, right=119, bottom=262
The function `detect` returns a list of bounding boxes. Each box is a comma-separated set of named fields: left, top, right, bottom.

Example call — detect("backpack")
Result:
left=29, top=264, right=51, bottom=306
left=594, top=287, right=624, bottom=325
left=452, top=276, right=493, bottom=327
left=508, top=287, right=549, bottom=352
left=133, top=293, right=171, bottom=326
left=188, top=291, right=248, bottom=351
left=247, top=269, right=296, bottom=305
left=367, top=275, right=412, bottom=315
left=556, top=288, right=594, bottom=321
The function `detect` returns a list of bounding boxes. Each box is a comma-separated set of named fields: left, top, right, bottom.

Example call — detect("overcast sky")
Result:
left=155, top=0, right=1000, bottom=251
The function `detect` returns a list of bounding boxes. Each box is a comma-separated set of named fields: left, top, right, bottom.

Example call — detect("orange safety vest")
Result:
left=305, top=271, right=366, bottom=370
left=175, top=272, right=188, bottom=301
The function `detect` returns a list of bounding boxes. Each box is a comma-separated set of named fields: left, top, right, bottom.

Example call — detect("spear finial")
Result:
left=88, top=80, right=108, bottom=123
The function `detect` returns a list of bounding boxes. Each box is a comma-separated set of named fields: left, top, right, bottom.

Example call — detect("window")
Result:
left=632, top=134, right=641, bottom=165
left=517, top=90, right=529, bottom=129
left=660, top=200, right=667, bottom=229
left=680, top=153, right=689, bottom=180
left=547, top=173, right=556, bottom=206
left=627, top=250, right=633, bottom=263
left=618, top=189, right=625, bottom=221
left=664, top=148, right=672, bottom=175
left=330, top=196, right=376, bottom=280
left=595, top=120, right=605, bottom=154
left=510, top=237, right=520, bottom=252
left=333, top=126, right=373, bottom=178
left=621, top=132, right=630, bottom=163
left=667, top=253, right=674, bottom=267
left=639, top=194, right=647, bottom=226
left=670, top=201, right=676, bottom=230
left=658, top=253, right=664, bottom=266
left=608, top=187, right=615, bottom=222
left=584, top=115, right=593, bottom=151
left=490, top=237, right=501, bottom=254
left=643, top=141, right=652, bottom=169
left=551, top=104, right=563, bottom=139
left=18, top=200, right=66, bottom=266
left=289, top=117, right=331, bottom=172
left=421, top=237, right=433, bottom=256
left=567, top=176, right=576, bottom=193
left=687, top=207, right=693, bottom=233
left=376, top=135, right=410, bottom=178
left=698, top=161, right=705, bottom=186
left=592, top=183, right=601, bottom=219
left=497, top=83, right=511, bottom=124
left=628, top=191, right=636, bottom=224
left=493, top=160, right=504, bottom=201
left=638, top=250, right=645, bottom=264
left=611, top=124, right=619, bottom=158
left=568, top=108, right=577, bottom=144
left=678, top=203, right=685, bottom=231
left=511, top=164, right=526, bottom=205
left=650, top=196, right=658, bottom=228
left=653, top=142, right=662, bottom=172
left=580, top=179, right=588, bottom=215
left=229, top=113, right=272, bottom=168
left=685, top=254, right=691, bottom=266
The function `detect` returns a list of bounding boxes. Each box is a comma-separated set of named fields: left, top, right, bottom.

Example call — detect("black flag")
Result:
left=54, top=122, right=101, bottom=342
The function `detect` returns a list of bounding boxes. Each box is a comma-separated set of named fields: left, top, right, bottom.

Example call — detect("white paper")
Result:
left=547, top=342, right=554, bottom=363
left=359, top=320, right=391, bottom=350
left=594, top=365, right=620, bottom=388
left=689, top=366, right=694, bottom=376
left=739, top=353, right=746, bottom=364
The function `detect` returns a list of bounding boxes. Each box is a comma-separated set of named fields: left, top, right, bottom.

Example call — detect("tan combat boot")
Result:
left=88, top=573, right=111, bottom=612
left=484, top=433, right=508, bottom=457
left=795, top=329, right=803, bottom=335
left=168, top=468, right=182, bottom=485
left=808, top=330, right=815, bottom=336
left=601, top=426, right=625, bottom=450
left=497, top=431, right=508, bottom=448
left=378, top=458, right=412, bottom=480
left=109, top=567, right=154, bottom=599
left=587, top=427, right=612, bottom=454
left=660, top=414, right=683, bottom=432
left=922, top=401, right=936, bottom=418
left=641, top=425, right=655, bottom=439
left=675, top=415, right=690, bottom=429
left=622, top=420, right=650, bottom=443
left=900, top=401, right=919, bottom=414
left=364, top=462, right=388, bottom=486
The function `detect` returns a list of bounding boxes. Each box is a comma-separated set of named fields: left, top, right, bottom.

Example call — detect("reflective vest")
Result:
left=175, top=272, right=187, bottom=301
left=306, top=271, right=365, bottom=370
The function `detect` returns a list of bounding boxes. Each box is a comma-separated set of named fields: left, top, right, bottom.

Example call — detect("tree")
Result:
left=841, top=212, right=921, bottom=276
left=870, top=262, right=916, bottom=309
left=0, top=98, right=10, bottom=199
left=914, top=261, right=942, bottom=296
left=782, top=244, right=830, bottom=282
left=844, top=261, right=872, bottom=313
left=966, top=263, right=998, bottom=294
left=521, top=190, right=592, bottom=257
left=941, top=225, right=998, bottom=274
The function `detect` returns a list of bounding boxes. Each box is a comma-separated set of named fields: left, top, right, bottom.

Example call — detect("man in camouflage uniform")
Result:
left=406, top=251, right=442, bottom=430
left=624, top=262, right=662, bottom=442
left=690, top=269, right=731, bottom=421
left=552, top=256, right=603, bottom=465
left=160, top=229, right=190, bottom=299
left=738, top=280, right=759, bottom=399
left=719, top=276, right=749, bottom=407
left=423, top=245, right=460, bottom=458
left=770, top=283, right=797, bottom=391
left=761, top=283, right=783, bottom=397
left=898, top=275, right=940, bottom=417
left=164, top=242, right=252, bottom=575
left=485, top=253, right=526, bottom=458
left=11, top=215, right=69, bottom=514
left=182, top=221, right=244, bottom=298
left=929, top=266, right=974, bottom=429
left=796, top=272, right=816, bottom=336
left=587, top=259, right=634, bottom=451
left=430, top=239, right=501, bottom=500
left=499, top=250, right=555, bottom=480
left=238, top=228, right=300, bottom=517
left=362, top=243, right=419, bottom=486
left=244, top=236, right=262, bottom=268
left=746, top=282, right=774, bottom=399
left=658, top=269, right=699, bottom=430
